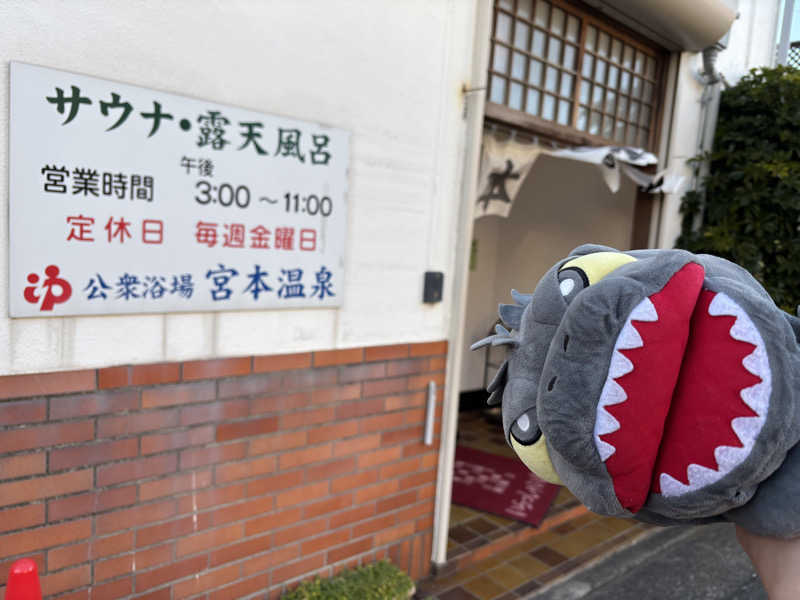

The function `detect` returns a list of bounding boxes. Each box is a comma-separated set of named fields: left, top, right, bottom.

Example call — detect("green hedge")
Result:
left=678, top=66, right=800, bottom=312
left=281, top=560, right=414, bottom=600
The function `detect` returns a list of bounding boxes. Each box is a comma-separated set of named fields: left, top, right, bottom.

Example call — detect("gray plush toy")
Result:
left=471, top=244, right=800, bottom=538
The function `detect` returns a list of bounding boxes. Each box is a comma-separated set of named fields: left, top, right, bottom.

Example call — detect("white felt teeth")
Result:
left=593, top=297, right=657, bottom=463
left=657, top=292, right=771, bottom=498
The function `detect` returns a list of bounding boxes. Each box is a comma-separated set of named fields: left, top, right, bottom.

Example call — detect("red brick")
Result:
left=135, top=516, right=195, bottom=547
left=386, top=358, right=430, bottom=377
left=251, top=391, right=311, bottom=414
left=352, top=513, right=394, bottom=538
left=304, top=457, right=357, bottom=483
left=249, top=430, right=307, bottom=456
left=376, top=490, right=417, bottom=514
left=0, top=421, right=94, bottom=454
left=177, top=523, right=242, bottom=557
left=394, top=499, right=433, bottom=524
left=142, top=381, right=216, bottom=408
left=0, top=398, right=46, bottom=425
left=330, top=504, right=376, bottom=529
left=303, top=494, right=352, bottom=519
left=400, top=469, right=437, bottom=490
left=417, top=483, right=436, bottom=499
left=96, top=499, right=176, bottom=535
left=310, top=384, right=361, bottom=405
left=339, top=362, right=385, bottom=383
left=275, top=481, right=329, bottom=508
left=91, top=531, right=133, bottom=559
left=333, top=434, right=380, bottom=457
left=302, top=529, right=351, bottom=555
left=0, top=469, right=92, bottom=508
left=313, top=421, right=358, bottom=444
left=98, top=408, right=178, bottom=437
left=279, top=444, right=333, bottom=470
left=284, top=367, right=339, bottom=391
left=135, top=554, right=207, bottom=591
left=98, top=454, right=177, bottom=487
left=354, top=480, right=399, bottom=504
left=0, top=519, right=91, bottom=559
left=176, top=482, right=244, bottom=513
left=180, top=398, right=248, bottom=426
left=215, top=455, right=276, bottom=484
left=99, top=362, right=181, bottom=389
left=40, top=564, right=91, bottom=597
left=272, top=554, right=326, bottom=585
left=382, top=426, right=424, bottom=446
left=416, top=514, right=434, bottom=532
left=403, top=441, right=435, bottom=458
left=0, top=504, right=44, bottom=533
left=357, top=446, right=403, bottom=469
left=335, top=398, right=385, bottom=420
left=0, top=370, right=95, bottom=401
left=246, top=470, right=305, bottom=498
left=216, top=416, right=278, bottom=442
left=409, top=341, right=448, bottom=357
left=420, top=452, right=437, bottom=469
left=92, top=578, right=132, bottom=599
left=385, top=391, right=426, bottom=411
left=411, top=534, right=424, bottom=579
left=174, top=563, right=240, bottom=598
left=49, top=486, right=137, bottom=522
left=217, top=373, right=280, bottom=399
left=208, top=532, right=271, bottom=568
left=241, top=543, right=300, bottom=576
left=365, top=344, right=409, bottom=362
left=50, top=438, right=138, bottom=471
left=380, top=457, right=422, bottom=480
left=183, top=356, right=251, bottom=381
left=375, top=522, right=415, bottom=545
left=179, top=442, right=247, bottom=469
left=273, top=517, right=327, bottom=547
left=209, top=573, right=269, bottom=600
left=51, top=389, right=140, bottom=419
left=131, top=589, right=171, bottom=600
left=408, top=371, right=446, bottom=390
left=48, top=541, right=90, bottom=571
left=0, top=453, right=46, bottom=480
left=360, top=412, right=399, bottom=433
left=403, top=407, right=427, bottom=425
left=331, top=470, right=378, bottom=494
left=140, top=469, right=212, bottom=502
left=328, top=537, right=374, bottom=564
left=253, top=351, right=312, bottom=373
left=429, top=356, right=447, bottom=371
left=280, top=406, right=335, bottom=430
left=141, top=426, right=214, bottom=455
left=363, top=377, right=408, bottom=397
left=212, top=496, right=273, bottom=526
left=313, top=348, right=363, bottom=367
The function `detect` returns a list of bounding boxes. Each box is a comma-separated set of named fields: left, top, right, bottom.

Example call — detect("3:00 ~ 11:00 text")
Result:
left=194, top=181, right=333, bottom=217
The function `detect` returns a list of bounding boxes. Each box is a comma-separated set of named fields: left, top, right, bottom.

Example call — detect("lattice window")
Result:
left=788, top=41, right=800, bottom=69
left=487, top=0, right=667, bottom=149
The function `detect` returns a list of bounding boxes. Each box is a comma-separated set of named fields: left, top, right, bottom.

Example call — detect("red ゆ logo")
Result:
left=24, top=265, right=72, bottom=311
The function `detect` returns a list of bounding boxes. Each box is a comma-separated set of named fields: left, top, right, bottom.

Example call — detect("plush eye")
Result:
left=510, top=408, right=541, bottom=446
left=557, top=251, right=637, bottom=304
left=557, top=267, right=589, bottom=303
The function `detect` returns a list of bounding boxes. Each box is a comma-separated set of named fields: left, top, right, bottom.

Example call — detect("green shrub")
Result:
left=281, top=560, right=414, bottom=600
left=677, top=65, right=800, bottom=311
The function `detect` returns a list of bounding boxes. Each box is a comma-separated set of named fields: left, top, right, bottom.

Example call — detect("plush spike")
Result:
left=491, top=336, right=518, bottom=347
left=499, top=303, right=524, bottom=330
left=470, top=335, right=496, bottom=351
left=511, top=289, right=533, bottom=306
left=495, top=324, right=511, bottom=337
left=487, top=360, right=509, bottom=393
left=487, top=389, right=502, bottom=406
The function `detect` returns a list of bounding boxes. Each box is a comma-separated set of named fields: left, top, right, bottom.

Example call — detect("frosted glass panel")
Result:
left=490, top=75, right=506, bottom=104
left=526, top=88, right=541, bottom=115
left=497, top=13, right=512, bottom=43
left=509, top=82, right=524, bottom=110
left=512, top=52, right=527, bottom=80
left=542, top=94, right=556, bottom=120
left=493, top=45, right=509, bottom=73
left=531, top=30, right=546, bottom=57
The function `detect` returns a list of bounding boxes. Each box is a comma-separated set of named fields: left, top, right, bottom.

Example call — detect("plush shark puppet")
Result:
left=471, top=244, right=800, bottom=538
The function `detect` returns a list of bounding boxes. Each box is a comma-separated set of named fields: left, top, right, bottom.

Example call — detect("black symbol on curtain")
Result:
left=477, top=160, right=520, bottom=210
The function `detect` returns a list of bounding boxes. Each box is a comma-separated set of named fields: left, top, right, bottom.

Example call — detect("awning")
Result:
left=584, top=0, right=736, bottom=51
left=474, top=132, right=684, bottom=219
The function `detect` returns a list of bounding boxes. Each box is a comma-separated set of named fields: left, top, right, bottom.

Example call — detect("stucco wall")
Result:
left=0, top=0, right=476, bottom=375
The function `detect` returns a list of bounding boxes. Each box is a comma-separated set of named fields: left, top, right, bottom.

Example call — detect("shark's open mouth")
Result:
left=593, top=263, right=771, bottom=512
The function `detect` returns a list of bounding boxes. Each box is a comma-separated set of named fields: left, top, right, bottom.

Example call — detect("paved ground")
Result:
left=527, top=523, right=767, bottom=600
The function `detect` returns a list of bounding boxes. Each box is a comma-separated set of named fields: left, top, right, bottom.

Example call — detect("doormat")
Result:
left=452, top=445, right=560, bottom=527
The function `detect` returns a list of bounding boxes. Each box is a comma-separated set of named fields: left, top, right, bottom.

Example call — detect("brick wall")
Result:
left=0, top=341, right=447, bottom=599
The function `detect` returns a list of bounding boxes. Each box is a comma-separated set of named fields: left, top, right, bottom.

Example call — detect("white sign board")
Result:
left=9, top=62, right=349, bottom=317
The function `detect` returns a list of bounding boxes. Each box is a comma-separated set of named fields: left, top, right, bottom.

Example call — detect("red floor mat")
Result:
left=452, top=445, right=560, bottom=527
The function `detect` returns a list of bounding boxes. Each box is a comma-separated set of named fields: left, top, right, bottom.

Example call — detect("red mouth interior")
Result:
left=599, top=263, right=762, bottom=512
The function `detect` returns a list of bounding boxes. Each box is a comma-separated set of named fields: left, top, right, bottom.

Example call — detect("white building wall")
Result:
left=0, top=0, right=478, bottom=374
left=658, top=0, right=781, bottom=248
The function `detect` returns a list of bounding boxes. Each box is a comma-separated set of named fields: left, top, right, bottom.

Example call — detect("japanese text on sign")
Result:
left=9, top=62, right=350, bottom=317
